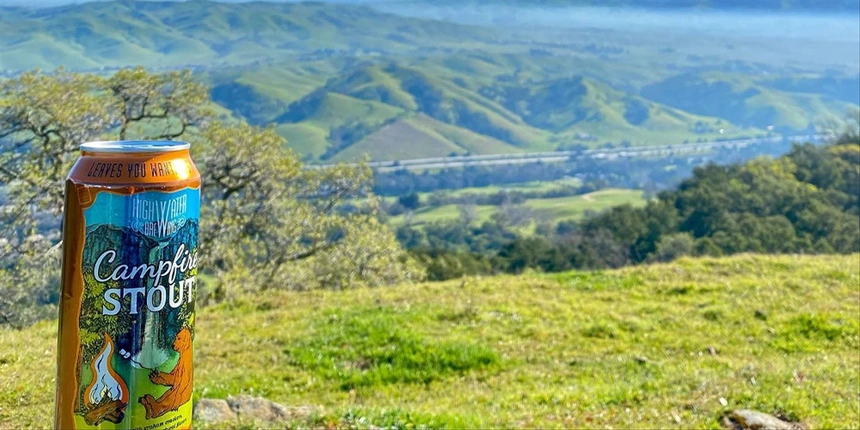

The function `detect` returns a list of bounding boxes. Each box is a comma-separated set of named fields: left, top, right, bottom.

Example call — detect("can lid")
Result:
left=80, top=140, right=190, bottom=153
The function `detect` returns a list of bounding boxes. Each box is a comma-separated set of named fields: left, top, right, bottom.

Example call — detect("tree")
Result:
left=1, top=68, right=210, bottom=326
left=0, top=68, right=423, bottom=327
left=398, top=192, right=421, bottom=210
left=648, top=233, right=694, bottom=263
left=458, top=204, right=479, bottom=226
left=197, top=122, right=423, bottom=295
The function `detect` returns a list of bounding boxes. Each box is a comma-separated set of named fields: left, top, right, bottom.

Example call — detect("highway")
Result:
left=312, top=135, right=823, bottom=172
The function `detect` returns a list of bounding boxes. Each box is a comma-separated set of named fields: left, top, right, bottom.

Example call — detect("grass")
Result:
left=332, top=117, right=468, bottom=162
left=389, top=188, right=645, bottom=227
left=1, top=254, right=857, bottom=428
left=275, top=123, right=331, bottom=161
left=392, top=204, right=497, bottom=226
left=287, top=309, right=500, bottom=390
left=526, top=188, right=646, bottom=220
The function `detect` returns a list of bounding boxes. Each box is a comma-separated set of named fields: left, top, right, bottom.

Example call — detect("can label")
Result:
left=74, top=188, right=199, bottom=429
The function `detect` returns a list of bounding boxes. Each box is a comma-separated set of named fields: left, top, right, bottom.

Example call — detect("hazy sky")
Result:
left=0, top=0, right=345, bottom=5
left=0, top=0, right=380, bottom=5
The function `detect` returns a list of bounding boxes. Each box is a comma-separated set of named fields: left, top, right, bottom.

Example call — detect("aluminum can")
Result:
left=55, top=141, right=200, bottom=429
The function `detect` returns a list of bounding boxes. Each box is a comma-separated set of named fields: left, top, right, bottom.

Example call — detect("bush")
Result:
left=648, top=233, right=695, bottom=262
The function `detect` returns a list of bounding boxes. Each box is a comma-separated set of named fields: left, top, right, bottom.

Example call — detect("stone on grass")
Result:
left=227, top=395, right=293, bottom=422
left=722, top=409, right=806, bottom=430
left=193, top=398, right=237, bottom=423
left=195, top=395, right=317, bottom=424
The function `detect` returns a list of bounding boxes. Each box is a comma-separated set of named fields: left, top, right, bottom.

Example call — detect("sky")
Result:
left=0, top=0, right=381, bottom=5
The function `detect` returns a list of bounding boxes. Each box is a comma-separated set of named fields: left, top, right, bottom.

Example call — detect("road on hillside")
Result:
left=311, top=135, right=823, bottom=172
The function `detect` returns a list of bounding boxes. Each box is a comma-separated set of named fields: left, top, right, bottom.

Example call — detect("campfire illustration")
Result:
left=82, top=334, right=129, bottom=425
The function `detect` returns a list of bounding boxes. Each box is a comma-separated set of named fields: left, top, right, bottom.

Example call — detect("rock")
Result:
left=722, top=410, right=806, bottom=430
left=227, top=395, right=316, bottom=423
left=194, top=395, right=317, bottom=424
left=226, top=395, right=291, bottom=422
left=193, top=398, right=237, bottom=423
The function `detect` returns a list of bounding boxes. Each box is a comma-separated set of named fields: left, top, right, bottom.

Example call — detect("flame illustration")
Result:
left=84, top=334, right=129, bottom=407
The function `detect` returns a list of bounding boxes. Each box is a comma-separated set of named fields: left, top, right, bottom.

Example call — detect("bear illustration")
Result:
left=138, top=327, right=193, bottom=420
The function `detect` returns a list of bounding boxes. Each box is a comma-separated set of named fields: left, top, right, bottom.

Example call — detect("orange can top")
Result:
left=68, top=141, right=200, bottom=187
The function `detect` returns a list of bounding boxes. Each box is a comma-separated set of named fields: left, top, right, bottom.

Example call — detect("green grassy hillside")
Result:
left=215, top=60, right=780, bottom=162
left=1, top=254, right=857, bottom=428
left=0, top=1, right=496, bottom=71
left=642, top=72, right=858, bottom=131
left=484, top=75, right=761, bottom=145
left=331, top=114, right=523, bottom=162
left=389, top=188, right=645, bottom=227
left=209, top=57, right=853, bottom=162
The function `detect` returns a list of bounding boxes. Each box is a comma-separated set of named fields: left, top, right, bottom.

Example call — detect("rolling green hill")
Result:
left=389, top=188, right=645, bottom=227
left=2, top=254, right=857, bottom=428
left=642, top=72, right=859, bottom=132
left=330, top=114, right=523, bottom=162
left=1, top=1, right=856, bottom=162
left=265, top=63, right=555, bottom=160
left=213, top=56, right=856, bottom=161
left=483, top=75, right=760, bottom=145
left=0, top=1, right=497, bottom=71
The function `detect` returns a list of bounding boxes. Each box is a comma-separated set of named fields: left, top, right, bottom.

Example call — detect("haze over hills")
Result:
left=6, top=0, right=859, bottom=11
left=422, top=0, right=860, bottom=12
left=0, top=1, right=498, bottom=71
left=0, top=0, right=857, bottom=162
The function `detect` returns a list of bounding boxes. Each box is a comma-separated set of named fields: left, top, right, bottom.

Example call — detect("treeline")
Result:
left=402, top=135, right=859, bottom=280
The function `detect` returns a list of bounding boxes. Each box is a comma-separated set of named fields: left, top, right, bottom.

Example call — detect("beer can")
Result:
left=55, top=141, right=200, bottom=429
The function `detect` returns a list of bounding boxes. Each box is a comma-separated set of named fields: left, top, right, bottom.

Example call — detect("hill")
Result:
left=206, top=52, right=854, bottom=161
left=265, top=63, right=556, bottom=160
left=2, top=1, right=857, bottom=162
left=410, top=0, right=860, bottom=12
left=1, top=254, right=857, bottom=428
left=642, top=72, right=859, bottom=132
left=484, top=74, right=760, bottom=144
left=253, top=57, right=852, bottom=161
left=216, top=58, right=838, bottom=162
left=0, top=1, right=496, bottom=72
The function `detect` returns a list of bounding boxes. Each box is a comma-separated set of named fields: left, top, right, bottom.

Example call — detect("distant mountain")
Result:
left=412, top=0, right=860, bottom=12
left=642, top=72, right=858, bottom=131
left=0, top=0, right=494, bottom=71
left=2, top=0, right=856, bottom=162
left=8, top=0, right=857, bottom=12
